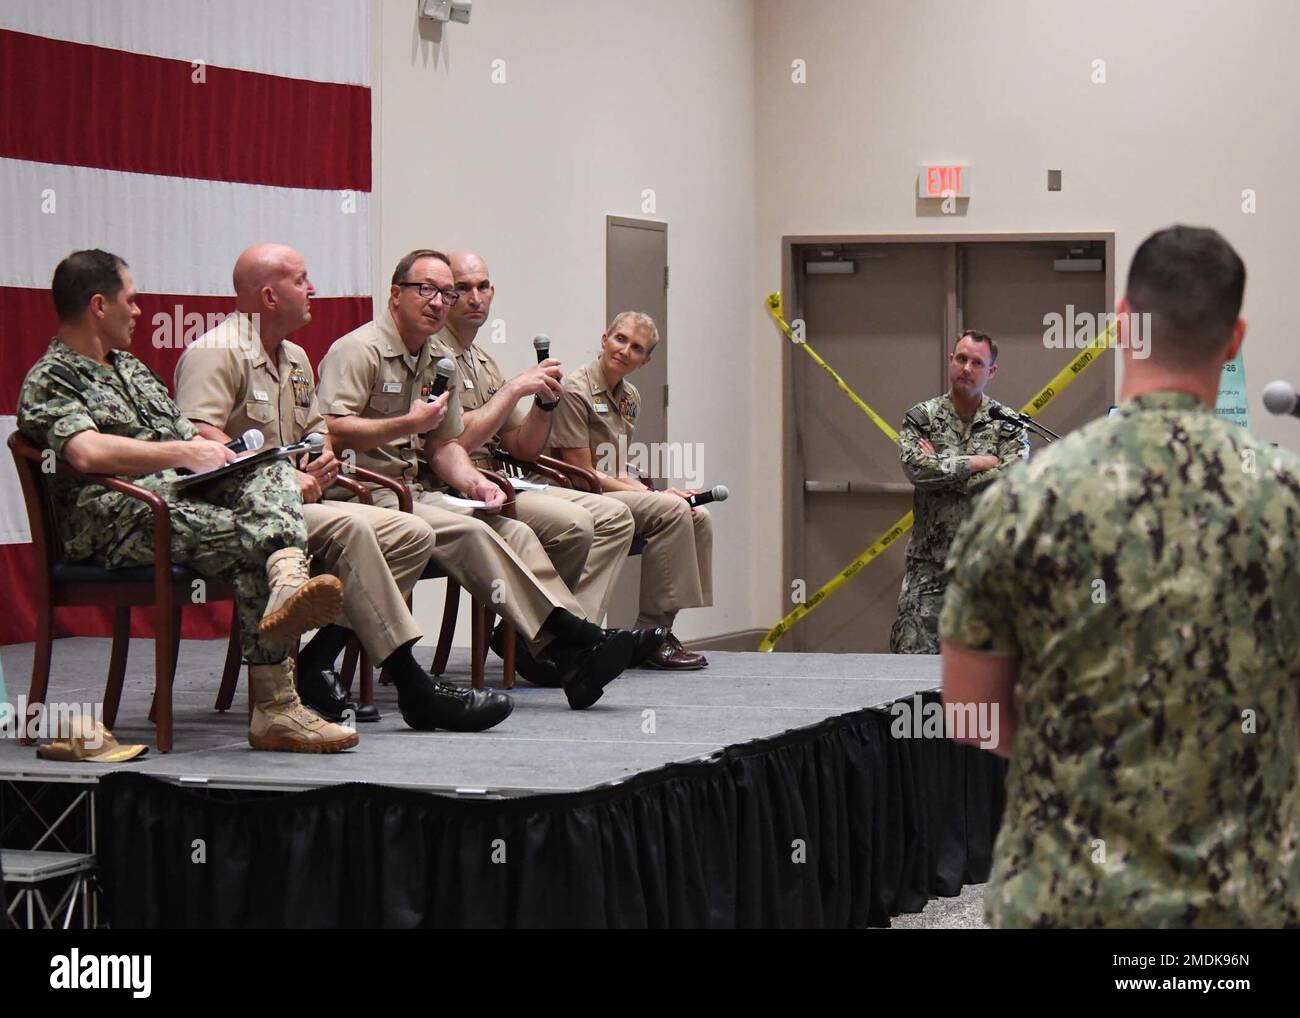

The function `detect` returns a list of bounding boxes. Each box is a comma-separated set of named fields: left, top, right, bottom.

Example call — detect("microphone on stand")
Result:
left=533, top=334, right=559, bottom=410
left=687, top=485, right=730, bottom=508
left=988, top=403, right=1062, bottom=443
left=225, top=428, right=265, bottom=454
left=1263, top=379, right=1300, bottom=418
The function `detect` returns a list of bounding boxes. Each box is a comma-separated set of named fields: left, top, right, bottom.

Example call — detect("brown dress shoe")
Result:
left=644, top=633, right=708, bottom=670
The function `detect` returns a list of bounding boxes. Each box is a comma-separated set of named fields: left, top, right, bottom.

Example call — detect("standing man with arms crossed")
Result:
left=18, top=250, right=354, bottom=753
left=890, top=330, right=1029, bottom=654
left=941, top=225, right=1300, bottom=926
left=550, top=312, right=713, bottom=670
left=175, top=243, right=509, bottom=733
left=435, top=249, right=644, bottom=683
left=317, top=250, right=660, bottom=709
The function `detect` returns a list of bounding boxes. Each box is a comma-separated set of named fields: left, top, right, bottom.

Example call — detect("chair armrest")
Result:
left=70, top=470, right=175, bottom=592
left=331, top=475, right=371, bottom=505
left=347, top=465, right=411, bottom=513
left=479, top=468, right=518, bottom=520
left=536, top=454, right=602, bottom=494
left=494, top=451, right=572, bottom=488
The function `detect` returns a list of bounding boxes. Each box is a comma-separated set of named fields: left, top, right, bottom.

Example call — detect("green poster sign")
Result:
left=1216, top=351, right=1250, bottom=430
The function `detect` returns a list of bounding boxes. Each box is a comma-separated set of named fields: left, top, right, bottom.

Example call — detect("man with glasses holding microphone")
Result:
left=317, top=250, right=658, bottom=711
left=890, top=330, right=1029, bottom=654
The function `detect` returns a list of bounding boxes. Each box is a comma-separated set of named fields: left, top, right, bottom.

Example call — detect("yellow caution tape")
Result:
left=757, top=295, right=1113, bottom=651
left=766, top=293, right=899, bottom=444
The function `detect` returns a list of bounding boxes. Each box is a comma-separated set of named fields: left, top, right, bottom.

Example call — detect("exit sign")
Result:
left=918, top=164, right=970, bottom=198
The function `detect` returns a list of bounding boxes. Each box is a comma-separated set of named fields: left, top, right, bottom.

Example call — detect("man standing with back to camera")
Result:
left=941, top=225, right=1300, bottom=927
left=890, top=329, right=1029, bottom=654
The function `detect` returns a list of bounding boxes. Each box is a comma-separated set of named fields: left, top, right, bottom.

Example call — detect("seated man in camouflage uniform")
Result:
left=942, top=225, right=1300, bottom=927
left=891, top=330, right=1029, bottom=654
left=17, top=250, right=355, bottom=753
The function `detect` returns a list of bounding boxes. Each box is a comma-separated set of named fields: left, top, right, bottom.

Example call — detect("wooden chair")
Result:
left=8, top=431, right=241, bottom=753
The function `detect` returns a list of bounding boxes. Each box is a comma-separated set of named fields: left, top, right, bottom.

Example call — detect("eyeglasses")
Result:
left=397, top=282, right=460, bottom=305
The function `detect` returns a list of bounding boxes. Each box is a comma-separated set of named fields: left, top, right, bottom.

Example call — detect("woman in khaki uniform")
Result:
left=550, top=312, right=712, bottom=670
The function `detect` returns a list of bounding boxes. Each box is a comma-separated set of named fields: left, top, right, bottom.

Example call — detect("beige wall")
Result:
left=372, top=0, right=756, bottom=645
left=752, top=0, right=1300, bottom=626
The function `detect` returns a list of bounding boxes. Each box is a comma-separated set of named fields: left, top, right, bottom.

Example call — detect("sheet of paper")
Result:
left=441, top=494, right=493, bottom=510
left=507, top=478, right=549, bottom=492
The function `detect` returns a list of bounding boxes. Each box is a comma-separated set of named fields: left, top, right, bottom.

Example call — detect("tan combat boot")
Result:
left=248, top=659, right=359, bottom=753
left=259, top=547, right=344, bottom=642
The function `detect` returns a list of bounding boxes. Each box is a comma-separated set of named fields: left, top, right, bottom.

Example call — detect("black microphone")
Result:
left=226, top=428, right=265, bottom=454
left=687, top=485, right=729, bottom=508
left=426, top=357, right=455, bottom=401
left=1263, top=380, right=1300, bottom=418
left=988, top=403, right=1061, bottom=442
left=533, top=333, right=558, bottom=409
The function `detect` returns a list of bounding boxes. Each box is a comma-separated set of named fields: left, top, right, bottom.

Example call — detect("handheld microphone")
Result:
left=302, top=432, right=325, bottom=458
left=426, top=357, right=455, bottom=401
left=1263, top=380, right=1300, bottom=418
left=687, top=485, right=729, bottom=508
left=226, top=428, right=265, bottom=454
left=533, top=333, right=558, bottom=409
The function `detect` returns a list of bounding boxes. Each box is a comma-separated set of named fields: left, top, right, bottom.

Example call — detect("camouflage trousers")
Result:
left=91, top=459, right=308, bottom=664
left=889, top=558, right=946, bottom=655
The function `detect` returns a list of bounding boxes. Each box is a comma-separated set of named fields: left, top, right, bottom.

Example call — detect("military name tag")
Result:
left=463, top=379, right=475, bottom=390
left=251, top=389, right=269, bottom=401
left=593, top=402, right=609, bottom=413
left=382, top=381, right=402, bottom=394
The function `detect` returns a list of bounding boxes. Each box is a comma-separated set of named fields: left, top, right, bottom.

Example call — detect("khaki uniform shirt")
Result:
left=432, top=326, right=529, bottom=468
left=173, top=312, right=325, bottom=446
left=550, top=358, right=640, bottom=474
left=17, top=339, right=197, bottom=562
left=315, top=310, right=463, bottom=487
left=940, top=390, right=1300, bottom=928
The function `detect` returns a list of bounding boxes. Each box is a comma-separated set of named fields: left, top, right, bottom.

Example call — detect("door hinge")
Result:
left=664, top=265, right=669, bottom=291
left=663, top=383, right=669, bottom=407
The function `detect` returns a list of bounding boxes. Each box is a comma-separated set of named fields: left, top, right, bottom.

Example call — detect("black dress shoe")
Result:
left=552, top=629, right=638, bottom=710
left=626, top=627, right=671, bottom=668
left=490, top=623, right=563, bottom=688
left=393, top=674, right=514, bottom=732
left=298, top=668, right=351, bottom=723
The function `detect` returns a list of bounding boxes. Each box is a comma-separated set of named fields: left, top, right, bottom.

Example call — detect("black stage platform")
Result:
left=0, top=639, right=1005, bottom=928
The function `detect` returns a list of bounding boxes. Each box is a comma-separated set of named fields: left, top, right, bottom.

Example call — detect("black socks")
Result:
left=299, top=623, right=354, bottom=673
left=380, top=640, right=428, bottom=691
left=541, top=608, right=603, bottom=648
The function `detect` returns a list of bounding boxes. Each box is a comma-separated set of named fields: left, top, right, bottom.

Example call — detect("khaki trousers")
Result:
left=303, top=500, right=433, bottom=663
left=368, top=484, right=581, bottom=652
left=512, top=487, right=634, bottom=622
left=604, top=491, right=713, bottom=628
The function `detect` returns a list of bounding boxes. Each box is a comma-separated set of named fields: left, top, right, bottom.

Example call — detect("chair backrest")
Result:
left=6, top=431, right=64, bottom=581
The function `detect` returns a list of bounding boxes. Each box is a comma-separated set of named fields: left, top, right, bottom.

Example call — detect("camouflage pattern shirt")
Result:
left=17, top=339, right=198, bottom=562
left=940, top=390, right=1300, bottom=927
left=898, top=393, right=1030, bottom=565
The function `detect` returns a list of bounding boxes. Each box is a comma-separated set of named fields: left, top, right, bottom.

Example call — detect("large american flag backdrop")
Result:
left=0, top=1, right=374, bottom=645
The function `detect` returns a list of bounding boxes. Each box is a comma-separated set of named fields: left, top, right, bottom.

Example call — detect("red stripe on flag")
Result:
left=0, top=543, right=235, bottom=647
left=2, top=287, right=372, bottom=413
left=0, top=29, right=371, bottom=191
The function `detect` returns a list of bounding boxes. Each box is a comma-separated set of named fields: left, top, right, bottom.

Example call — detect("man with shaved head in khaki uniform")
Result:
left=316, top=249, right=665, bottom=710
left=551, top=312, right=713, bottom=670
left=176, top=242, right=511, bottom=734
left=433, top=250, right=639, bottom=685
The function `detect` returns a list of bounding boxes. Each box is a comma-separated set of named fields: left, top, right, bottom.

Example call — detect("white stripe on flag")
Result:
left=0, top=0, right=370, bottom=85
left=0, top=416, right=30, bottom=545
left=0, top=159, right=371, bottom=297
